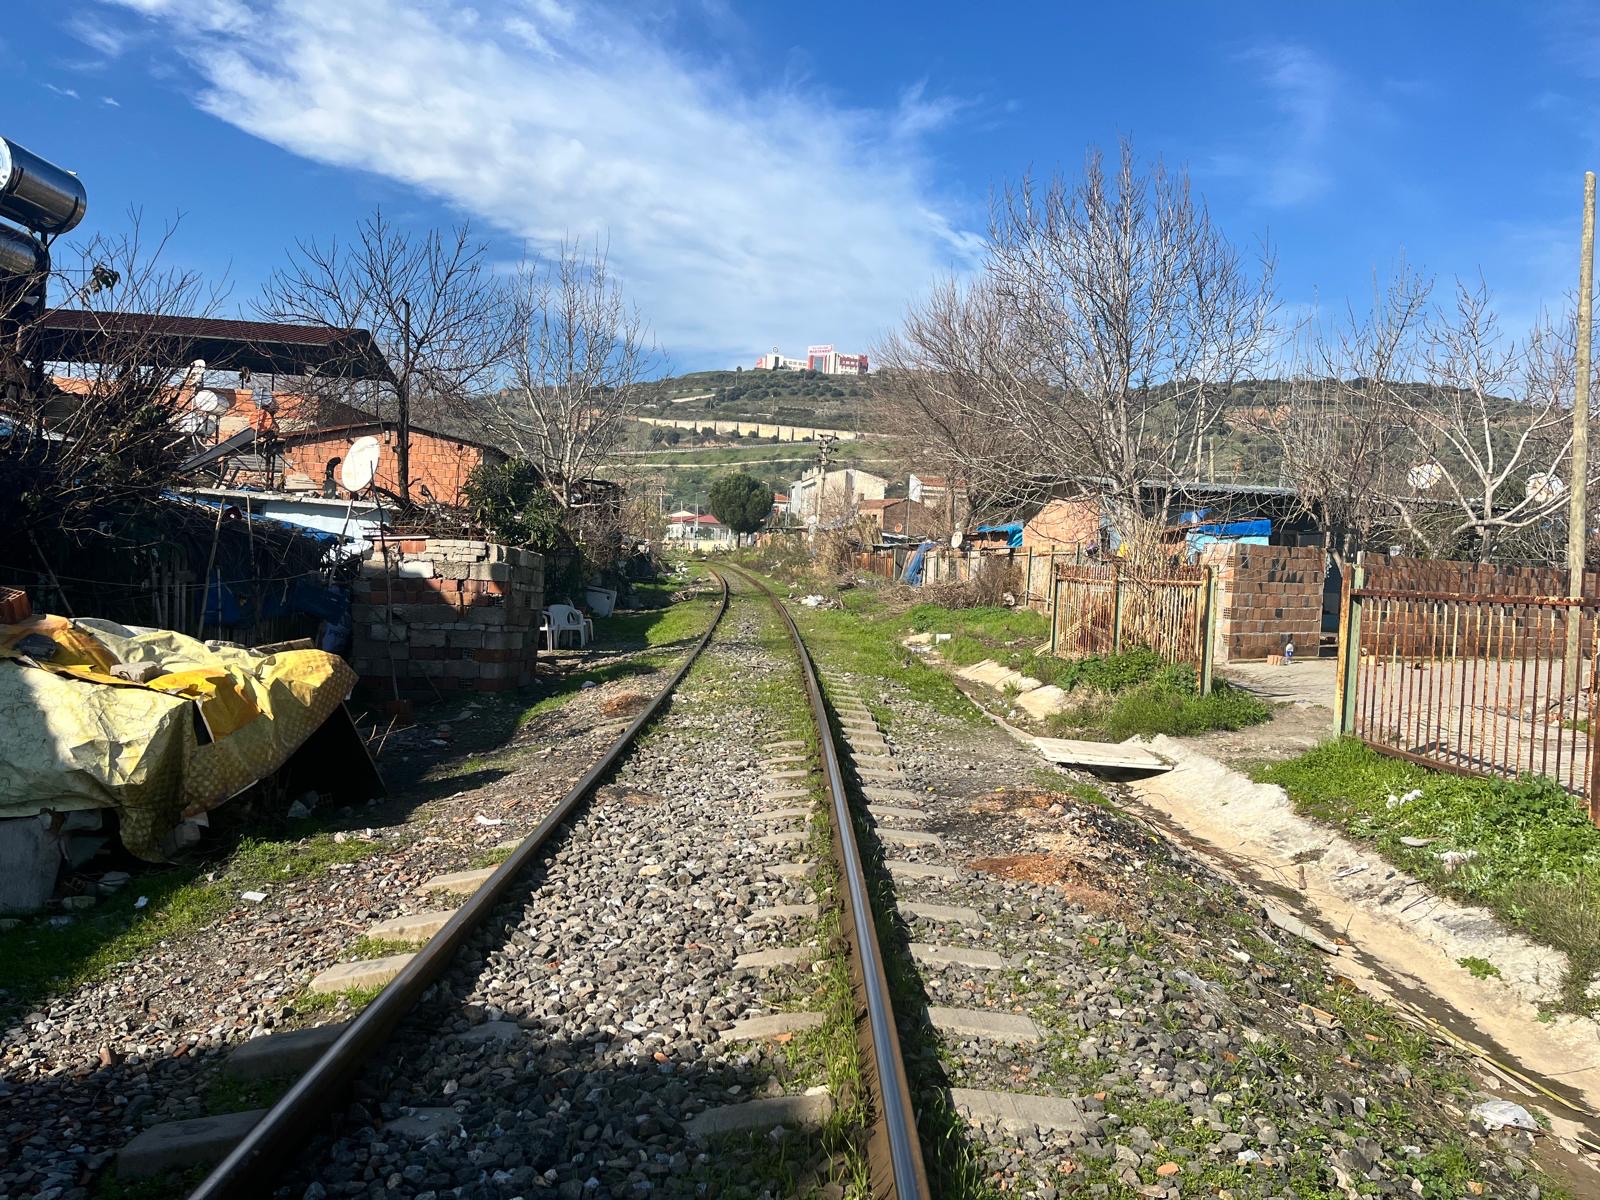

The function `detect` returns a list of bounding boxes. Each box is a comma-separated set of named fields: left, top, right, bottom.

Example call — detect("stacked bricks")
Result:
left=1200, top=543, right=1325, bottom=663
left=1361, top=555, right=1599, bottom=658
left=350, top=538, right=544, bottom=696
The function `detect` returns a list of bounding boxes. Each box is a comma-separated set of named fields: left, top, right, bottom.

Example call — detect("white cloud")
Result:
left=102, top=96, right=122, bottom=107
left=1213, top=42, right=1339, bottom=208
left=95, top=0, right=978, bottom=363
left=44, top=83, right=81, bottom=100
left=65, top=15, right=129, bottom=59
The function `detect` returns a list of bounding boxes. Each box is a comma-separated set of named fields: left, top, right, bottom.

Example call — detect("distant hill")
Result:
left=639, top=368, right=885, bottom=432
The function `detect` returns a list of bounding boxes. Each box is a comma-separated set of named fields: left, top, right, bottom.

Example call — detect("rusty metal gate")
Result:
left=1335, top=562, right=1600, bottom=818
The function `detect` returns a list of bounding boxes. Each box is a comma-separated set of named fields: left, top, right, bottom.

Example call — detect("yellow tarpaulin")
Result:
left=0, top=615, right=356, bottom=860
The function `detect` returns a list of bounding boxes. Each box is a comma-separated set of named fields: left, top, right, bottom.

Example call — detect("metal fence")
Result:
left=1335, top=562, right=1600, bottom=818
left=1050, top=563, right=1216, bottom=692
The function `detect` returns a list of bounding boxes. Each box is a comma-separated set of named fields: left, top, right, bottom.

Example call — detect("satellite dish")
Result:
left=1527, top=472, right=1565, bottom=504
left=1406, top=462, right=1443, bottom=491
left=192, top=388, right=232, bottom=416
left=181, top=359, right=207, bottom=389
left=340, top=435, right=382, bottom=493
left=950, top=529, right=964, bottom=549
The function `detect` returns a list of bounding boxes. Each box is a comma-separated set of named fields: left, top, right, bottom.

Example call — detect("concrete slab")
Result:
left=382, top=1107, right=462, bottom=1139
left=748, top=903, right=819, bottom=926
left=867, top=804, right=925, bottom=822
left=1033, top=736, right=1172, bottom=772
left=117, top=1109, right=266, bottom=1178
left=756, top=807, right=812, bottom=824
left=761, top=787, right=811, bottom=802
left=765, top=861, right=816, bottom=880
left=766, top=754, right=808, bottom=767
left=886, top=860, right=961, bottom=881
left=900, top=902, right=982, bottom=926
left=855, top=766, right=904, bottom=780
left=1013, top=685, right=1069, bottom=720
left=844, top=736, right=891, bottom=753
left=224, top=1022, right=346, bottom=1079
left=863, top=787, right=921, bottom=805
left=365, top=909, right=454, bottom=942
left=852, top=754, right=898, bottom=770
left=956, top=660, right=1015, bottom=688
left=949, top=1088, right=1098, bottom=1136
left=308, top=953, right=413, bottom=995
left=418, top=867, right=497, bottom=896
left=757, top=831, right=806, bottom=848
left=876, top=828, right=943, bottom=849
left=725, top=1011, right=826, bottom=1041
left=734, top=946, right=813, bottom=971
left=767, top=769, right=811, bottom=783
left=0, top=816, right=62, bottom=914
left=763, top=739, right=806, bottom=751
left=911, top=943, right=1008, bottom=970
left=928, top=1007, right=1042, bottom=1044
left=686, top=1088, right=833, bottom=1140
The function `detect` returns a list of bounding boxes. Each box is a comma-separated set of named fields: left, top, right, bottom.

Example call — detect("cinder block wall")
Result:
left=350, top=537, right=544, bottom=696
left=1200, top=543, right=1325, bottom=662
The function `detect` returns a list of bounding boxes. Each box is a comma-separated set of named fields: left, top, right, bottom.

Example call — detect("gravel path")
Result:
left=803, top=637, right=1567, bottom=1200
left=0, top=607, right=714, bottom=1200
left=280, top=595, right=854, bottom=1200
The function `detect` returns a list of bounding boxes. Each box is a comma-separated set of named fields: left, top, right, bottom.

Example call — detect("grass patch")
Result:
left=469, top=844, right=515, bottom=870
left=1259, top=738, right=1600, bottom=1012
left=0, top=830, right=383, bottom=1021
left=93, top=1165, right=209, bottom=1200
left=290, top=983, right=385, bottom=1020
left=1041, top=653, right=1272, bottom=740
left=202, top=1072, right=292, bottom=1116
left=1458, top=955, right=1502, bottom=980
left=346, top=934, right=425, bottom=959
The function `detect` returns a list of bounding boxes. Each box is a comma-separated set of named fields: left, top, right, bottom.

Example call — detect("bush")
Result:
left=460, top=459, right=566, bottom=552
left=1103, top=678, right=1270, bottom=739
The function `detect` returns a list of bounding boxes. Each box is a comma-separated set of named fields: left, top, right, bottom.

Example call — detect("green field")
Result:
left=618, top=437, right=898, bottom=507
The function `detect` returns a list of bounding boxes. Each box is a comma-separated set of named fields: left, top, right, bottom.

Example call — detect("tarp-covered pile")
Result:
left=0, top=614, right=356, bottom=859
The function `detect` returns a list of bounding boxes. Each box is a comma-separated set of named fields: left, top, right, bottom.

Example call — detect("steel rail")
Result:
left=728, top=566, right=931, bottom=1200
left=188, top=571, right=732, bottom=1200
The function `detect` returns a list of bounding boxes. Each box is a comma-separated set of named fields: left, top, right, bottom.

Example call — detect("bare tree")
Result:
left=1389, top=277, right=1580, bottom=561
left=482, top=240, right=658, bottom=507
left=875, top=274, right=1044, bottom=528
left=1, top=211, right=229, bottom=537
left=256, top=210, right=505, bottom=501
left=978, top=139, right=1277, bottom=551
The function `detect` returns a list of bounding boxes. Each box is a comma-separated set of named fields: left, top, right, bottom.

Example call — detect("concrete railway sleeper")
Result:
left=167, top=569, right=915, bottom=1199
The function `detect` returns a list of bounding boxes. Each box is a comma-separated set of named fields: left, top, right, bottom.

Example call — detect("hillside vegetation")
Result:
left=639, top=368, right=883, bottom=431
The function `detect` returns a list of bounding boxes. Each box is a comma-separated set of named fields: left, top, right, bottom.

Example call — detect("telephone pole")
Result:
left=1567, top=171, right=1595, bottom=675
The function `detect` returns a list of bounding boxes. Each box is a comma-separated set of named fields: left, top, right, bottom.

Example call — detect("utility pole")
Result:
left=397, top=295, right=412, bottom=504
left=1568, top=171, right=1595, bottom=678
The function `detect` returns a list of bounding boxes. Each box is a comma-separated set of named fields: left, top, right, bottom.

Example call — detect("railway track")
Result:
left=175, top=567, right=936, bottom=1199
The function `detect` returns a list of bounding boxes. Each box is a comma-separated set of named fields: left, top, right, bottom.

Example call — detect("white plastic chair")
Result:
left=541, top=604, right=590, bottom=650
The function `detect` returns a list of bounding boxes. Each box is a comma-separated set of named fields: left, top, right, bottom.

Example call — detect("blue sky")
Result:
left=8, top=1, right=1599, bottom=371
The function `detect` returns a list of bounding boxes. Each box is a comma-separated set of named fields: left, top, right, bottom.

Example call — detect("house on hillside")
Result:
left=908, top=473, right=970, bottom=525
left=664, top=513, right=735, bottom=549
left=788, top=467, right=887, bottom=526
left=860, top=497, right=933, bottom=540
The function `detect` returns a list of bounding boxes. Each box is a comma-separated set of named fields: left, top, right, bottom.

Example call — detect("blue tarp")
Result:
left=975, top=522, right=1024, bottom=548
left=902, top=541, right=935, bottom=585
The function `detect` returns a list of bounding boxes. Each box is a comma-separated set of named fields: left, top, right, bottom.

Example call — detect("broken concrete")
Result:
left=724, top=1011, right=825, bottom=1040
left=686, top=1087, right=833, bottom=1140
left=308, top=952, right=413, bottom=995
left=225, top=1021, right=347, bottom=1079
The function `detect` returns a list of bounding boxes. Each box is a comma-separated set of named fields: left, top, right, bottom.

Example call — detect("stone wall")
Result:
left=351, top=537, right=544, bottom=696
left=1201, top=543, right=1325, bottom=663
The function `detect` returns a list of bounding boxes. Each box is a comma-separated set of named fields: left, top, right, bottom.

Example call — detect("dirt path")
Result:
left=1122, top=734, right=1600, bottom=1183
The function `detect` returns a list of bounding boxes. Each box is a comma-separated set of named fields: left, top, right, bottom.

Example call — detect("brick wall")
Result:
left=1022, top=497, right=1100, bottom=550
left=351, top=538, right=544, bottom=696
left=1201, top=543, right=1325, bottom=662
left=276, top=429, right=497, bottom=504
left=1359, top=555, right=1596, bottom=657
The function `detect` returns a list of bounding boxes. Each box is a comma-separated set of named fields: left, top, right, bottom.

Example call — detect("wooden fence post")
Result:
left=1050, top=575, right=1061, bottom=655
left=1199, top=566, right=1217, bottom=695
left=1112, top=572, right=1125, bottom=655
left=1335, top=558, right=1365, bottom=736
